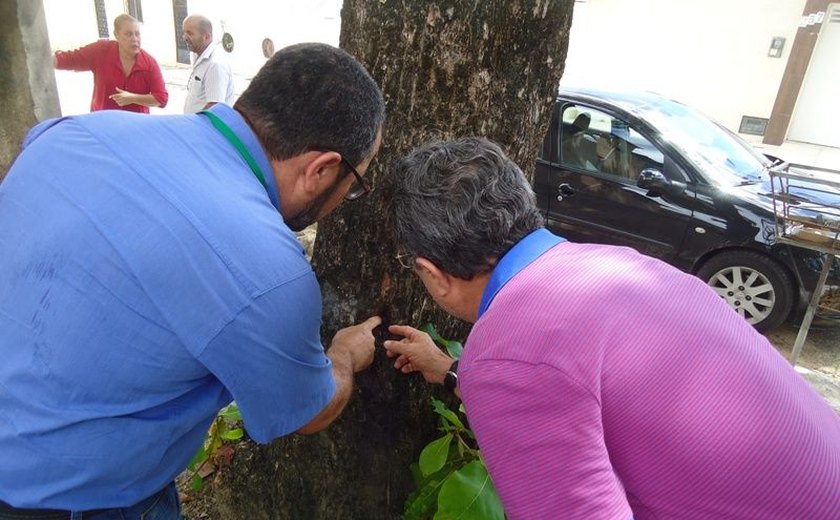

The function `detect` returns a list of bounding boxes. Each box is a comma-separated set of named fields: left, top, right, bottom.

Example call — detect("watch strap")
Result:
left=444, top=360, right=459, bottom=393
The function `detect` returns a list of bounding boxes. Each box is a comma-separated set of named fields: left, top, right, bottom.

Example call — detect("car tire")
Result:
left=696, top=250, right=795, bottom=333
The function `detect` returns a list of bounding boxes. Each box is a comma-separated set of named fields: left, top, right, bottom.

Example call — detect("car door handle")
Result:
left=557, top=183, right=575, bottom=201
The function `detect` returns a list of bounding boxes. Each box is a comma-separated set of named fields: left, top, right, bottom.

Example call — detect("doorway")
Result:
left=788, top=4, right=840, bottom=147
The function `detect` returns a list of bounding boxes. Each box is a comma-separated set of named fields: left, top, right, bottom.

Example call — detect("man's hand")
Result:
left=329, top=316, right=379, bottom=373
left=110, top=87, right=136, bottom=106
left=384, top=324, right=453, bottom=385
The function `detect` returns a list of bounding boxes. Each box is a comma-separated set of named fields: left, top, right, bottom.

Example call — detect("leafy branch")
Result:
left=186, top=403, right=244, bottom=491
left=404, top=326, right=504, bottom=520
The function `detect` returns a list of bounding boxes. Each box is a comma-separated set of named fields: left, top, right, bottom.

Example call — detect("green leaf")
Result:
left=191, top=474, right=204, bottom=492
left=443, top=340, right=463, bottom=359
left=209, top=435, right=223, bottom=452
left=405, top=477, right=446, bottom=520
left=420, top=323, right=444, bottom=343
left=409, top=462, right=425, bottom=487
left=440, top=409, right=465, bottom=430
left=435, top=461, right=504, bottom=520
left=432, top=399, right=465, bottom=430
left=220, top=404, right=242, bottom=421
left=220, top=428, right=244, bottom=440
left=419, top=433, right=453, bottom=476
left=419, top=324, right=462, bottom=359
left=188, top=446, right=208, bottom=471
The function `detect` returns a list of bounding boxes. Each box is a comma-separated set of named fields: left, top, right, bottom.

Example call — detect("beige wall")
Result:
left=41, top=0, right=808, bottom=140
left=184, top=0, right=340, bottom=77
left=563, top=0, right=805, bottom=140
left=43, top=0, right=175, bottom=61
left=42, top=0, right=98, bottom=50
left=140, top=2, right=176, bottom=63
left=42, top=0, right=341, bottom=78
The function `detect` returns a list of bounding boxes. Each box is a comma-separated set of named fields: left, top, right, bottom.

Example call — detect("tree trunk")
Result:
left=209, top=2, right=573, bottom=518
left=0, top=0, right=60, bottom=180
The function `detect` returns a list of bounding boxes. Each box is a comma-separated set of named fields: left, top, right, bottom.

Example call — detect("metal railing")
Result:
left=767, top=162, right=840, bottom=364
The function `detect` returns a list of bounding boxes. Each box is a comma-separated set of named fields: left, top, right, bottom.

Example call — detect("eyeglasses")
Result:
left=395, top=250, right=415, bottom=269
left=341, top=156, right=372, bottom=201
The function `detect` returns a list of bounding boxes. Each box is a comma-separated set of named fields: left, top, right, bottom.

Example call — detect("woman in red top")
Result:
left=53, top=14, right=168, bottom=114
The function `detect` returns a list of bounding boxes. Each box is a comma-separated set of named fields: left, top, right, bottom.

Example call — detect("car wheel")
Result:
left=696, top=250, right=794, bottom=332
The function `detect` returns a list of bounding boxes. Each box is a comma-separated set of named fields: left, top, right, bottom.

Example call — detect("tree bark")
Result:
left=0, top=0, right=60, bottom=180
left=209, top=2, right=573, bottom=518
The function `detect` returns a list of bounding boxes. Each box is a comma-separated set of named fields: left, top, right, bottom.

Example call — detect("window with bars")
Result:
left=124, top=0, right=143, bottom=22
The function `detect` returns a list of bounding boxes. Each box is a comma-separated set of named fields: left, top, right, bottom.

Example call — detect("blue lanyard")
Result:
left=477, top=228, right=566, bottom=318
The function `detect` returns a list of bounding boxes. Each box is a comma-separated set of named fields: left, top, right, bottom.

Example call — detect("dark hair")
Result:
left=393, top=137, right=544, bottom=280
left=234, top=43, right=385, bottom=166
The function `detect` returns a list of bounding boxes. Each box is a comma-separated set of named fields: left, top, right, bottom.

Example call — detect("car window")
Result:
left=559, top=104, right=663, bottom=181
left=639, top=101, right=767, bottom=185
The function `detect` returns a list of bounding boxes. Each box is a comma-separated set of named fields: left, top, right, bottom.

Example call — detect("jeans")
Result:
left=0, top=482, right=181, bottom=520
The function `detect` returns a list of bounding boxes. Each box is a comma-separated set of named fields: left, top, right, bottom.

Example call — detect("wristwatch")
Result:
left=443, top=360, right=459, bottom=393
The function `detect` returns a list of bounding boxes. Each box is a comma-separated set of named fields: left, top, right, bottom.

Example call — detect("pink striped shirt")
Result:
left=460, top=241, right=840, bottom=519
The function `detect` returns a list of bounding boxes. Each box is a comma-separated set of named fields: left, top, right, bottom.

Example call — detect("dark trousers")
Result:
left=0, top=481, right=181, bottom=520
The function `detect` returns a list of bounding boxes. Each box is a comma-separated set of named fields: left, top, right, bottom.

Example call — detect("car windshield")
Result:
left=638, top=99, right=770, bottom=186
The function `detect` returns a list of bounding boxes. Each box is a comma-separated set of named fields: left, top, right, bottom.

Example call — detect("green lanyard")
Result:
left=200, top=110, right=269, bottom=192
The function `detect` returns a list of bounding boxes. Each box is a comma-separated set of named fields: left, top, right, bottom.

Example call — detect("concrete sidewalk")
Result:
left=798, top=366, right=840, bottom=414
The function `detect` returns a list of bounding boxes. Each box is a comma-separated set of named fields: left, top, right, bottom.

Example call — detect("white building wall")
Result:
left=103, top=0, right=124, bottom=26
left=42, top=0, right=341, bottom=77
left=43, top=0, right=808, bottom=141
left=185, top=0, right=341, bottom=77
left=43, top=0, right=99, bottom=50
left=563, top=0, right=805, bottom=140
left=139, top=2, right=176, bottom=64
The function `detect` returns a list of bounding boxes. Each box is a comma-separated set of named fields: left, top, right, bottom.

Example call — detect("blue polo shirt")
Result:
left=0, top=105, right=335, bottom=509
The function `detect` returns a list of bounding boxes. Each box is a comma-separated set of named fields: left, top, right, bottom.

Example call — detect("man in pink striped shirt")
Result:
left=385, top=137, right=840, bottom=519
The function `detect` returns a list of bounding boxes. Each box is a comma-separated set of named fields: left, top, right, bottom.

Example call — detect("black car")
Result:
left=534, top=87, right=840, bottom=332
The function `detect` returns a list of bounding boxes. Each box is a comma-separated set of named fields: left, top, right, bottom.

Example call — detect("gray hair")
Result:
left=393, top=137, right=544, bottom=280
left=234, top=43, right=385, bottom=167
left=185, top=14, right=213, bottom=36
left=113, top=14, right=139, bottom=33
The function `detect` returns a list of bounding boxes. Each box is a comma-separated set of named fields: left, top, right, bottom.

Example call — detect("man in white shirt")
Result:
left=182, top=14, right=235, bottom=113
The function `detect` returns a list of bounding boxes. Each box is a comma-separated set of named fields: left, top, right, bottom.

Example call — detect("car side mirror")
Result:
left=763, top=153, right=783, bottom=164
left=637, top=168, right=685, bottom=196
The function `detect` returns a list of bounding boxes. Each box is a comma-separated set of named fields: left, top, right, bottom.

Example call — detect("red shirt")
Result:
left=54, top=40, right=168, bottom=114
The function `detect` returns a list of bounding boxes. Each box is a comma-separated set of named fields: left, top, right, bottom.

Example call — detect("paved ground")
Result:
left=800, top=367, right=840, bottom=413
left=766, top=320, right=840, bottom=414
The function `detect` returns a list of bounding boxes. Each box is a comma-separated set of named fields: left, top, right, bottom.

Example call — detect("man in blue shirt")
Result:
left=0, top=43, right=384, bottom=519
